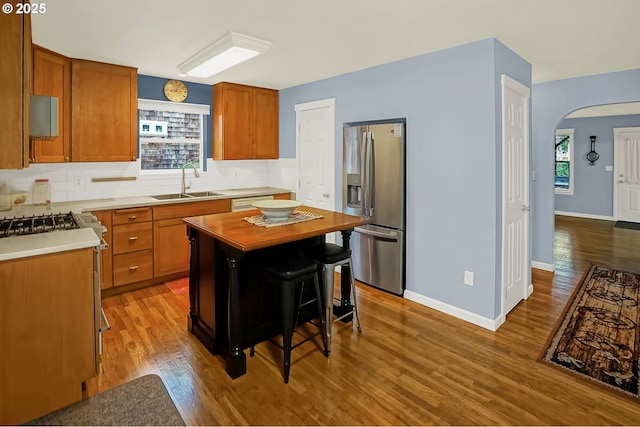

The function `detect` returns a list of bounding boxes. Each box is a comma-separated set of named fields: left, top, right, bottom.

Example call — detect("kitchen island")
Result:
left=183, top=206, right=363, bottom=379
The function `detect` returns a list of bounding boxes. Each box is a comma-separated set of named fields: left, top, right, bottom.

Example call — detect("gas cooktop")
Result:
left=0, top=212, right=80, bottom=238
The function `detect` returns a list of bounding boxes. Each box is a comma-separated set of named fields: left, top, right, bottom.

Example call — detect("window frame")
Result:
left=138, top=99, right=210, bottom=175
left=555, top=128, right=574, bottom=195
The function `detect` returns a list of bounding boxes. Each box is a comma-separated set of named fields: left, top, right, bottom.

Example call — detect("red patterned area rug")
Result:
left=539, top=265, right=640, bottom=399
left=165, top=277, right=189, bottom=295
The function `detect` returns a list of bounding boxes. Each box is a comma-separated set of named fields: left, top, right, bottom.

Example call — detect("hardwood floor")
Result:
left=87, top=215, right=640, bottom=425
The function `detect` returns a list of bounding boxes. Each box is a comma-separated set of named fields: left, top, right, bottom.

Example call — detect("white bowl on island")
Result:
left=252, top=199, right=303, bottom=221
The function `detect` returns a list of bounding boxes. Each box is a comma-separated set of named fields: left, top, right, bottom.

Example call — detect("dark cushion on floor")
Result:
left=267, top=257, right=317, bottom=281
left=311, top=243, right=351, bottom=264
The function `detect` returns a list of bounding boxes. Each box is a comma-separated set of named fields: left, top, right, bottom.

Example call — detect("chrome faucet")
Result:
left=181, top=162, right=200, bottom=194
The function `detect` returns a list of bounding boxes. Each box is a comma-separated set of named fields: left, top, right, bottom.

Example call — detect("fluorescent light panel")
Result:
left=178, top=31, right=271, bottom=78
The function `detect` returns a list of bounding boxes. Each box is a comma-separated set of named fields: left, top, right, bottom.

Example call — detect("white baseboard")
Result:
left=404, top=290, right=502, bottom=331
left=554, top=210, right=615, bottom=221
left=531, top=261, right=554, bottom=272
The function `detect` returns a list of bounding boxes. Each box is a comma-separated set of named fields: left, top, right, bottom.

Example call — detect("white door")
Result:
left=614, top=127, right=640, bottom=223
left=295, top=98, right=336, bottom=211
left=501, top=75, right=530, bottom=320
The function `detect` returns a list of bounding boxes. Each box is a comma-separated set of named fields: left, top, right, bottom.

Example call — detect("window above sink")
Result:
left=138, top=99, right=210, bottom=174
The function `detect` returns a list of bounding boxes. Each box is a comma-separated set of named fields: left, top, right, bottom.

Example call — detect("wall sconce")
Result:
left=586, top=135, right=599, bottom=165
left=178, top=31, right=272, bottom=78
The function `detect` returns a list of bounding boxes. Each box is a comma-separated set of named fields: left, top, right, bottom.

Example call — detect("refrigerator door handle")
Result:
left=361, top=131, right=369, bottom=217
left=369, top=132, right=376, bottom=216
left=355, top=226, right=398, bottom=241
left=362, top=132, right=375, bottom=217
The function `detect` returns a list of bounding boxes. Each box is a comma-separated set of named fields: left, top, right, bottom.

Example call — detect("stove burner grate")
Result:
left=0, top=212, right=80, bottom=238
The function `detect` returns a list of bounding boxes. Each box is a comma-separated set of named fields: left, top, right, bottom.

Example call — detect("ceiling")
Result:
left=32, top=0, right=640, bottom=91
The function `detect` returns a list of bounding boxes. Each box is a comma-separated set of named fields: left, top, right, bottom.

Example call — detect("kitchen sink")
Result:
left=150, top=193, right=194, bottom=200
left=150, top=191, right=224, bottom=200
left=185, top=191, right=224, bottom=197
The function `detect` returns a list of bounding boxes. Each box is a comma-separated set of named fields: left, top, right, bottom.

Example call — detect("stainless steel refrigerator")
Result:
left=343, top=119, right=405, bottom=295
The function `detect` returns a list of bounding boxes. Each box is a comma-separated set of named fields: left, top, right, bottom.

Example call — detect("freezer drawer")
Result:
left=351, top=225, right=404, bottom=295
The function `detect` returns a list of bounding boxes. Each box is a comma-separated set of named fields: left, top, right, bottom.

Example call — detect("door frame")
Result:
left=613, top=127, right=640, bottom=220
left=500, top=74, right=531, bottom=326
left=294, top=98, right=336, bottom=212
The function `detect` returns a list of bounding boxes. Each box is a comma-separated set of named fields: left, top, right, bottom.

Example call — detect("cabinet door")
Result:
left=0, top=9, right=31, bottom=169
left=214, top=82, right=253, bottom=160
left=71, top=59, right=137, bottom=162
left=32, top=45, right=71, bottom=163
left=0, top=248, right=95, bottom=425
left=253, top=87, right=279, bottom=159
left=153, top=218, right=190, bottom=277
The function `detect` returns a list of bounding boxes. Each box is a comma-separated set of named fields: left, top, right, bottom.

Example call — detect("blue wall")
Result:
left=531, top=69, right=640, bottom=267
left=280, top=38, right=531, bottom=321
left=555, top=114, right=640, bottom=217
left=137, top=75, right=213, bottom=159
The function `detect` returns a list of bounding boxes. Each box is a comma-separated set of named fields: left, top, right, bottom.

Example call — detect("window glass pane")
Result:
left=554, top=132, right=572, bottom=192
left=139, top=108, right=203, bottom=171
left=141, top=141, right=201, bottom=170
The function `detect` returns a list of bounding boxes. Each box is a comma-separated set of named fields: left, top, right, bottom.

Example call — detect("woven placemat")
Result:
left=243, top=210, right=323, bottom=228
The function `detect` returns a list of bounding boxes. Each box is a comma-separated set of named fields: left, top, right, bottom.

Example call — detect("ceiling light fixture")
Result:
left=178, top=31, right=272, bottom=78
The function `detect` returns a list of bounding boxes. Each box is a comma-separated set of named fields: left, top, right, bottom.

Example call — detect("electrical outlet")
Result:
left=464, top=270, right=474, bottom=286
left=73, top=176, right=83, bottom=189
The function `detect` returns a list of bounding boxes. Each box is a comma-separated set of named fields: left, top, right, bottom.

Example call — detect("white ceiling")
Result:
left=32, top=0, right=640, bottom=91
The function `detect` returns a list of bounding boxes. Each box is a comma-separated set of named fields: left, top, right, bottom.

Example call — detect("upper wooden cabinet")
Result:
left=0, top=8, right=31, bottom=169
left=213, top=82, right=278, bottom=160
left=71, top=59, right=138, bottom=162
left=31, top=45, right=71, bottom=163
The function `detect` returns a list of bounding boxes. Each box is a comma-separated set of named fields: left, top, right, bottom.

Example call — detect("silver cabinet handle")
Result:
left=521, top=205, right=531, bottom=212
left=129, top=215, right=137, bottom=221
left=322, top=192, right=330, bottom=198
left=128, top=236, right=138, bottom=241
left=129, top=265, right=139, bottom=271
left=100, top=308, right=111, bottom=332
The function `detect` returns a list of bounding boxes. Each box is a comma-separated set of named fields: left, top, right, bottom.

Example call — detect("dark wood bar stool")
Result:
left=311, top=243, right=362, bottom=355
left=251, top=256, right=327, bottom=384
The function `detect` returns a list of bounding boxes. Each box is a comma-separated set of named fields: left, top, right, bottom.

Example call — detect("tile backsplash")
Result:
left=0, top=158, right=298, bottom=204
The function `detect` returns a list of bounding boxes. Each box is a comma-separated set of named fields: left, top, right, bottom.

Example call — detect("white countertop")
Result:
left=0, top=187, right=291, bottom=261
left=4, top=187, right=291, bottom=217
left=0, top=228, right=100, bottom=261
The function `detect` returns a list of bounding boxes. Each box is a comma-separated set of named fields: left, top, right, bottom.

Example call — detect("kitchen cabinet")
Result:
left=71, top=59, right=138, bottom=162
left=0, top=248, right=97, bottom=425
left=213, top=82, right=278, bottom=160
left=31, top=45, right=71, bottom=163
left=93, top=210, right=113, bottom=289
left=153, top=199, right=231, bottom=277
left=0, top=6, right=31, bottom=169
left=97, top=194, right=293, bottom=294
left=112, top=207, right=153, bottom=286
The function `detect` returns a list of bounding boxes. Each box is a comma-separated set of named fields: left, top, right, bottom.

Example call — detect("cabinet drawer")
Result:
left=113, top=207, right=152, bottom=225
left=113, top=222, right=152, bottom=254
left=113, top=250, right=153, bottom=286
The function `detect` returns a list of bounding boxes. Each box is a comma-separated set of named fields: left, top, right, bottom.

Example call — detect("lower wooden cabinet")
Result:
left=95, top=196, right=299, bottom=292
left=0, top=248, right=96, bottom=425
left=153, top=218, right=191, bottom=277
left=153, top=199, right=231, bottom=277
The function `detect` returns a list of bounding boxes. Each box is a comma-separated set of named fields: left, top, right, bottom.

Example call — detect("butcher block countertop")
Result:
left=183, top=206, right=363, bottom=252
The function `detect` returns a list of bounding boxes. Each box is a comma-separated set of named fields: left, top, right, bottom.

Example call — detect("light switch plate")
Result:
left=464, top=270, right=474, bottom=286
